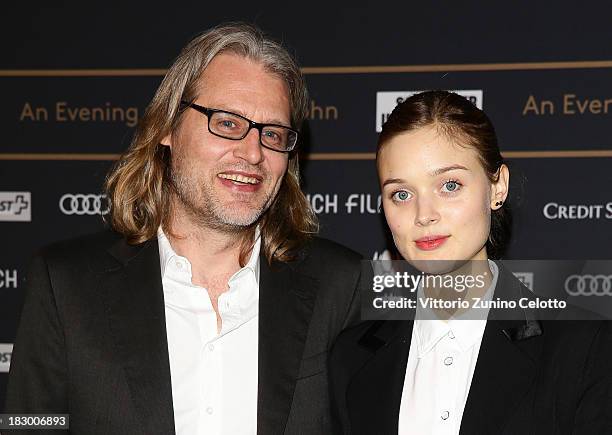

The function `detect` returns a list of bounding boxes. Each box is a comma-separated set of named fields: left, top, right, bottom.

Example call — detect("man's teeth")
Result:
left=218, top=173, right=260, bottom=185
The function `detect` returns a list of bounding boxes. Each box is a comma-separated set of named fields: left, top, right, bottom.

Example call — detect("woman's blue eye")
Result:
left=442, top=180, right=461, bottom=193
left=392, top=190, right=411, bottom=202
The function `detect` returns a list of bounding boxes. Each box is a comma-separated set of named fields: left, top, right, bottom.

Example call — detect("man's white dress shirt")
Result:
left=158, top=229, right=260, bottom=435
left=398, top=261, right=499, bottom=435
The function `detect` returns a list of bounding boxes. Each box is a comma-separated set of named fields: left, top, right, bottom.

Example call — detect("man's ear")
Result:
left=490, top=164, right=510, bottom=210
left=160, top=133, right=172, bottom=147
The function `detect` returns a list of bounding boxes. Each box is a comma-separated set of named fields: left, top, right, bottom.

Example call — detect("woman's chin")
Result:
left=403, top=249, right=468, bottom=275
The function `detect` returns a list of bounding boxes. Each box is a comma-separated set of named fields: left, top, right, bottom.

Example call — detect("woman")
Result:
left=329, top=91, right=611, bottom=435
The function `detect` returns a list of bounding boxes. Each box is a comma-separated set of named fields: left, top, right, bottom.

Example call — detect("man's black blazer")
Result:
left=329, top=262, right=612, bottom=435
left=5, top=230, right=364, bottom=435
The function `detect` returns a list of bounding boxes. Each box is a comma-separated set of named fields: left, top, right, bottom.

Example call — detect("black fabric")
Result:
left=329, top=263, right=612, bottom=435
left=5, top=230, right=363, bottom=435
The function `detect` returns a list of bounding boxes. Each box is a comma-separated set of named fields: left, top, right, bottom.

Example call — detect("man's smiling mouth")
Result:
left=218, top=173, right=261, bottom=185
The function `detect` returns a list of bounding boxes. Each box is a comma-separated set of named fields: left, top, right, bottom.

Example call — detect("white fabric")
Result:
left=158, top=228, right=260, bottom=435
left=398, top=261, right=499, bottom=435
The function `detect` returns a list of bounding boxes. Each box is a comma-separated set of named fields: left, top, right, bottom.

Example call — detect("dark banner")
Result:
left=1, top=4, right=611, bottom=405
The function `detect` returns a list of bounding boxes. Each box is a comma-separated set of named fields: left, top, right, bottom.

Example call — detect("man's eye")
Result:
left=263, top=130, right=281, bottom=140
left=391, top=190, right=411, bottom=202
left=219, top=120, right=237, bottom=129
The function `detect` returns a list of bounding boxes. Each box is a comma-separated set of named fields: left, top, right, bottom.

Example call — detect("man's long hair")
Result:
left=104, top=23, right=317, bottom=264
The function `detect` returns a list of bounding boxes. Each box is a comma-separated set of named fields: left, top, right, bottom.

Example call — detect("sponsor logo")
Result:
left=376, top=90, right=483, bottom=132
left=306, top=193, right=381, bottom=215
left=307, top=194, right=339, bottom=214
left=0, top=192, right=31, bottom=222
left=0, top=343, right=12, bottom=373
left=565, top=274, right=612, bottom=296
left=543, top=202, right=612, bottom=220
left=0, top=269, right=18, bottom=289
left=513, top=272, right=534, bottom=291
left=346, top=194, right=381, bottom=214
left=59, top=193, right=109, bottom=216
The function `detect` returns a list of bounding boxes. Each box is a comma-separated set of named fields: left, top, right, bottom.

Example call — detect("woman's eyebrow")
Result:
left=382, top=165, right=470, bottom=187
left=381, top=178, right=405, bottom=187
left=429, top=165, right=469, bottom=177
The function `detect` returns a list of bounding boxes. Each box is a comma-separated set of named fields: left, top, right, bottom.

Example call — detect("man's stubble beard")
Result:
left=169, top=154, right=282, bottom=233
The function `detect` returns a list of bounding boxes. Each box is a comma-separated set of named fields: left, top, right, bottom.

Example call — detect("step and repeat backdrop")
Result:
left=1, top=4, right=611, bottom=404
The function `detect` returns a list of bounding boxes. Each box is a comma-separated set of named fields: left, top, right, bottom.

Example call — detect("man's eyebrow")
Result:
left=429, top=165, right=470, bottom=177
left=265, top=118, right=291, bottom=126
left=212, top=105, right=290, bottom=126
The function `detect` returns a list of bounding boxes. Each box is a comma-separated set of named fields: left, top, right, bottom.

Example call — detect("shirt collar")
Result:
left=157, top=226, right=261, bottom=285
left=414, top=260, right=499, bottom=357
left=157, top=227, right=174, bottom=278
left=229, top=227, right=261, bottom=286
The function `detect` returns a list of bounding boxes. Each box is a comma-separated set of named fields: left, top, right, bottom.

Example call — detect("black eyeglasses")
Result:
left=180, top=101, right=299, bottom=153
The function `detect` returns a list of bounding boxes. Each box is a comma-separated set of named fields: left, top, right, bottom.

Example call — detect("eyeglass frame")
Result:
left=179, top=101, right=299, bottom=153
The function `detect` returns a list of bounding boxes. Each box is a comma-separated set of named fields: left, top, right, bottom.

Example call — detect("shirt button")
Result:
left=175, top=260, right=183, bottom=269
left=441, top=410, right=450, bottom=420
left=206, top=407, right=214, bottom=415
left=448, top=331, right=455, bottom=339
left=444, top=356, right=453, bottom=366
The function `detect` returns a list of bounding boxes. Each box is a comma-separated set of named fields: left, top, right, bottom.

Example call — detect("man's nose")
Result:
left=233, top=127, right=264, bottom=165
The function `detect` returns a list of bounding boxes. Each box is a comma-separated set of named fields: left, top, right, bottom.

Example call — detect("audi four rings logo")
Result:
left=565, top=275, right=612, bottom=296
left=59, top=194, right=109, bottom=215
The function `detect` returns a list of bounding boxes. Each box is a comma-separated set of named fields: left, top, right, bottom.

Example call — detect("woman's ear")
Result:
left=491, top=164, right=510, bottom=209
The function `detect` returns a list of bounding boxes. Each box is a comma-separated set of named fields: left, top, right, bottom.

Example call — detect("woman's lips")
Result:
left=414, top=235, right=450, bottom=251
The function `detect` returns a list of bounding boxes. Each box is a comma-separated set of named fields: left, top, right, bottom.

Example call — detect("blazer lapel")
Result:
left=460, top=263, right=543, bottom=435
left=349, top=320, right=414, bottom=435
left=257, top=257, right=318, bottom=435
left=102, top=238, right=176, bottom=435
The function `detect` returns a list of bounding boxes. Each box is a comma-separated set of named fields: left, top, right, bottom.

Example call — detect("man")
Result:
left=5, top=23, right=363, bottom=435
